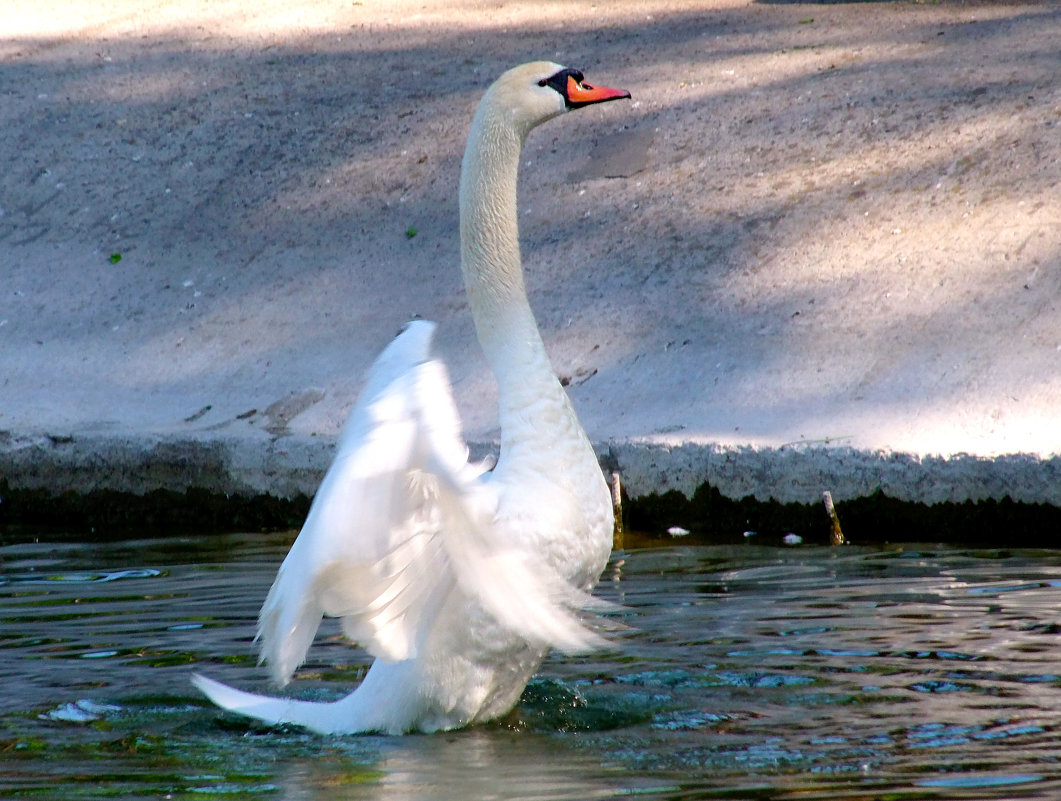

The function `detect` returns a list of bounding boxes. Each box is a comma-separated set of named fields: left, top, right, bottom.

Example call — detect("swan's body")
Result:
left=193, top=62, right=630, bottom=735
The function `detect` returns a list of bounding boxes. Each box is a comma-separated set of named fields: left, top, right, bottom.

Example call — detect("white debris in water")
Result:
left=40, top=699, right=121, bottom=723
left=743, top=530, right=757, bottom=538
left=783, top=533, right=803, bottom=545
left=667, top=526, right=690, bottom=537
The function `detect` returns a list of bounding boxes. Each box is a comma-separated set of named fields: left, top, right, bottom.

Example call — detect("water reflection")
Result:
left=276, top=729, right=639, bottom=801
left=4, top=537, right=1061, bottom=799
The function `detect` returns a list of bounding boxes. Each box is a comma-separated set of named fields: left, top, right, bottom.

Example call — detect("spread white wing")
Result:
left=256, top=320, right=607, bottom=686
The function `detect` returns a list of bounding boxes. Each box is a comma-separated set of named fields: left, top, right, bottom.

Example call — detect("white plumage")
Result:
left=193, top=62, right=630, bottom=734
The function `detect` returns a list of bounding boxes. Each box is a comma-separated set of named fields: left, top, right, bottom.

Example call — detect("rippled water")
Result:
left=5, top=534, right=1061, bottom=799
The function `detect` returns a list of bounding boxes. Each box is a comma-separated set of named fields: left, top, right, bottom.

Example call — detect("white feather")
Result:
left=255, top=322, right=608, bottom=686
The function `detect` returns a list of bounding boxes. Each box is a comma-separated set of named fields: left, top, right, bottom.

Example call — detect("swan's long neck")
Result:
left=459, top=101, right=568, bottom=454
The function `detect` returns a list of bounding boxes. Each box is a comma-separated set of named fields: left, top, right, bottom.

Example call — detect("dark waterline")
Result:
left=5, top=479, right=1061, bottom=546
left=4, top=535, right=1061, bottom=799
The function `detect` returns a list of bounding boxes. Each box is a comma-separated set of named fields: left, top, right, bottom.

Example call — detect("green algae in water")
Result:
left=1, top=701, right=380, bottom=800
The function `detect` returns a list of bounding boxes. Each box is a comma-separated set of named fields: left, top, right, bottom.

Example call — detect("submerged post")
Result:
left=823, top=491, right=844, bottom=546
left=611, top=472, right=624, bottom=550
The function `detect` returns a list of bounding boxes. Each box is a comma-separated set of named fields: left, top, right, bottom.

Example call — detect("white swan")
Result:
left=193, top=62, right=630, bottom=735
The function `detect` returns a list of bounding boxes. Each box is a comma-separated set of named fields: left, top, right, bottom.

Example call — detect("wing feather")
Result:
left=256, top=320, right=609, bottom=687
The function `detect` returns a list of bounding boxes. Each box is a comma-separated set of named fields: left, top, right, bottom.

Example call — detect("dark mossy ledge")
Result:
left=623, top=483, right=1061, bottom=548
left=2, top=477, right=1059, bottom=547
left=0, top=480, right=310, bottom=542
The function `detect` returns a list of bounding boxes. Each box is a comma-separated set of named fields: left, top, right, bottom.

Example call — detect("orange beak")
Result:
left=565, top=75, right=631, bottom=107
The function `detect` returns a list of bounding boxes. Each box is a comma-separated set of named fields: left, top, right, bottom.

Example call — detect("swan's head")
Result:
left=483, top=61, right=631, bottom=136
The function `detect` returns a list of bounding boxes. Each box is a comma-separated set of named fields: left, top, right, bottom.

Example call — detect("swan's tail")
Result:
left=192, top=673, right=368, bottom=735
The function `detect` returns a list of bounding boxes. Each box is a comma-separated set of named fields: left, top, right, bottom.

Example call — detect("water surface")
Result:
left=4, top=535, right=1061, bottom=799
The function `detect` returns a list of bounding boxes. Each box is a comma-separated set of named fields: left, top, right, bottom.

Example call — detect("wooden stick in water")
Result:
left=823, top=490, right=844, bottom=546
